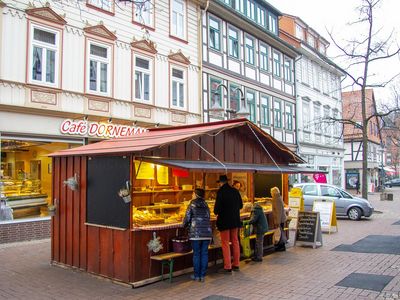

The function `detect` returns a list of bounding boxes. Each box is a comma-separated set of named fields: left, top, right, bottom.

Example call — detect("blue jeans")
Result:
left=191, top=239, right=210, bottom=279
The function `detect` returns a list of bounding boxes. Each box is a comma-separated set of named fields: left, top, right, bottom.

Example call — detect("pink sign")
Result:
left=313, top=173, right=327, bottom=183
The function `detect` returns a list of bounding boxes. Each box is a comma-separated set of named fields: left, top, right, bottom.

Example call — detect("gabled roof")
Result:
left=51, top=119, right=304, bottom=164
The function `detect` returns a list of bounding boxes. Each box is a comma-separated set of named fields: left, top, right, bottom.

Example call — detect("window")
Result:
left=171, top=67, right=185, bottom=108
left=260, top=94, right=270, bottom=126
left=303, top=184, right=318, bottom=196
left=133, top=0, right=153, bottom=27
left=229, top=83, right=240, bottom=112
left=285, top=103, right=293, bottom=131
left=246, top=0, right=255, bottom=20
left=228, top=28, right=239, bottom=58
left=259, top=44, right=268, bottom=71
left=209, top=17, right=221, bottom=51
left=246, top=90, right=256, bottom=122
left=295, top=24, right=303, bottom=40
left=268, top=13, right=277, bottom=35
left=314, top=104, right=321, bottom=133
left=301, top=58, right=309, bottom=85
left=321, top=185, right=340, bottom=197
left=322, top=71, right=328, bottom=94
left=319, top=43, right=326, bottom=54
left=87, top=0, right=113, bottom=13
left=307, top=34, right=315, bottom=48
left=313, top=63, right=320, bottom=90
left=273, top=51, right=281, bottom=77
left=134, top=56, right=152, bottom=102
left=171, top=0, right=185, bottom=39
left=88, top=42, right=110, bottom=95
left=30, top=26, right=59, bottom=86
left=302, top=101, right=310, bottom=131
left=256, top=6, right=266, bottom=27
left=210, top=77, right=223, bottom=109
left=273, top=99, right=282, bottom=128
left=245, top=36, right=254, bottom=65
left=0, top=139, right=81, bottom=222
left=225, top=0, right=240, bottom=10
left=323, top=107, right=330, bottom=135
left=284, top=57, right=292, bottom=82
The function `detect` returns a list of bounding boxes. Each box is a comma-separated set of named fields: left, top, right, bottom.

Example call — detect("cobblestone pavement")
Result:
left=1, top=188, right=400, bottom=300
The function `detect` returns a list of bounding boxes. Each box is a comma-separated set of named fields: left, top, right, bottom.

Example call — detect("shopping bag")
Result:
left=273, top=227, right=281, bottom=244
left=240, top=224, right=252, bottom=258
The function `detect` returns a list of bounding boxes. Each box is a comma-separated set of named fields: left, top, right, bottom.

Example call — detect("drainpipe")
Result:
left=294, top=54, right=303, bottom=183
left=198, top=0, right=209, bottom=123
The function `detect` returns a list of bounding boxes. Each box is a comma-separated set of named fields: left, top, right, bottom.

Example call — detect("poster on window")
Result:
left=346, top=172, right=360, bottom=189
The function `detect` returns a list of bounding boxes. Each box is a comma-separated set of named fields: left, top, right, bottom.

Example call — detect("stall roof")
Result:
left=140, top=158, right=324, bottom=174
left=50, top=118, right=304, bottom=164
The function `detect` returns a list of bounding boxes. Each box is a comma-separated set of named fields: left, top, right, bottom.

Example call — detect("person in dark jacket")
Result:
left=243, top=203, right=268, bottom=262
left=183, top=188, right=212, bottom=282
left=214, top=175, right=243, bottom=272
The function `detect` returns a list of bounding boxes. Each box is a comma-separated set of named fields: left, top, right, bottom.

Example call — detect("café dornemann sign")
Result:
left=60, top=119, right=148, bottom=138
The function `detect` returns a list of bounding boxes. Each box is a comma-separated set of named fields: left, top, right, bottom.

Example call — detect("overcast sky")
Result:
left=267, top=0, right=400, bottom=104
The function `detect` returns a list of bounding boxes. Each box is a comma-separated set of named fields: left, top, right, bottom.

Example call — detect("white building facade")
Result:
left=201, top=0, right=299, bottom=151
left=0, top=0, right=202, bottom=232
left=279, top=15, right=345, bottom=187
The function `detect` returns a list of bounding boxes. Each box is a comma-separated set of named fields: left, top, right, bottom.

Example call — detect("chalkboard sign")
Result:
left=295, top=211, right=323, bottom=248
left=87, top=156, right=131, bottom=229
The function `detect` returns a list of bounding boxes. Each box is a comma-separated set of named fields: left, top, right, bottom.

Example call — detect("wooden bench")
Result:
left=150, top=244, right=221, bottom=283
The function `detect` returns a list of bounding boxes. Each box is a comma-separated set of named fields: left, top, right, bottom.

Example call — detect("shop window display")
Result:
left=0, top=139, right=78, bottom=221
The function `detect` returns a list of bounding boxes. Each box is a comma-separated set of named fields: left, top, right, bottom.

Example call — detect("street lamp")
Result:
left=212, top=84, right=249, bottom=120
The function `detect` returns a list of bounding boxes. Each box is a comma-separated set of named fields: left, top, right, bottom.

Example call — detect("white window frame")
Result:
left=87, top=40, right=112, bottom=96
left=170, top=66, right=186, bottom=110
left=134, top=54, right=153, bottom=103
left=171, top=0, right=186, bottom=40
left=273, top=99, right=282, bottom=128
left=284, top=57, right=293, bottom=82
left=268, top=12, right=277, bottom=35
left=228, top=27, right=240, bottom=59
left=259, top=43, right=268, bottom=72
left=307, top=34, right=316, bottom=48
left=314, top=104, right=322, bottom=133
left=273, top=50, right=281, bottom=77
left=209, top=16, right=221, bottom=51
left=29, top=24, right=60, bottom=87
left=87, top=0, right=113, bottom=13
left=302, top=101, right=310, bottom=131
left=245, top=36, right=255, bottom=65
left=295, top=24, right=303, bottom=40
left=133, top=0, right=154, bottom=28
left=285, top=103, right=294, bottom=131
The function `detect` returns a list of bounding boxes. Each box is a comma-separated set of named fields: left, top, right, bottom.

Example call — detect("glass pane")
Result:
left=32, top=46, right=42, bottom=81
left=172, top=81, right=177, bottom=106
left=172, top=13, right=177, bottom=35
left=229, top=85, right=239, bottom=111
left=209, top=18, right=219, bottom=30
left=135, top=71, right=142, bottom=99
left=144, top=74, right=150, bottom=101
left=178, top=15, right=184, bottom=37
left=34, top=28, right=56, bottom=45
left=172, top=69, right=183, bottom=79
left=136, top=57, right=149, bottom=69
left=179, top=83, right=184, bottom=107
left=90, top=44, right=107, bottom=58
left=46, top=49, right=55, bottom=83
left=173, top=0, right=183, bottom=13
left=89, top=60, right=97, bottom=91
left=229, top=28, right=237, bottom=39
left=100, top=63, right=107, bottom=93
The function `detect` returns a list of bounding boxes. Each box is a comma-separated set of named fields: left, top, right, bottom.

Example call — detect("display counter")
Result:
left=0, top=179, right=48, bottom=219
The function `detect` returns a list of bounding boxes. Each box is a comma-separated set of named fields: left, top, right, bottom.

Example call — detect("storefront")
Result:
left=49, top=118, right=308, bottom=286
left=0, top=111, right=146, bottom=243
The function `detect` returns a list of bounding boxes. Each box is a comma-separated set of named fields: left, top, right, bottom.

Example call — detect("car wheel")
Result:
left=348, top=207, right=362, bottom=220
left=388, top=185, right=392, bottom=188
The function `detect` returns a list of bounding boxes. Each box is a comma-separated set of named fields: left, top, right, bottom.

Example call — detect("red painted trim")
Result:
left=169, top=34, right=189, bottom=44
left=86, top=2, right=115, bottom=16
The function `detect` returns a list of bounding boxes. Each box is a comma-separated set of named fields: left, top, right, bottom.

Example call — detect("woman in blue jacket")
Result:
left=183, top=188, right=212, bottom=282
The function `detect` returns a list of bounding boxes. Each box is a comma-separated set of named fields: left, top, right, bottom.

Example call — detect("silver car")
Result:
left=294, top=183, right=374, bottom=220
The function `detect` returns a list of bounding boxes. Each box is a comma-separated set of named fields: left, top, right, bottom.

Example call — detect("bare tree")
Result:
left=325, top=0, right=400, bottom=199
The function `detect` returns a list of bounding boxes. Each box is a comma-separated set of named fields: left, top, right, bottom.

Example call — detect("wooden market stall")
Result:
left=49, top=118, right=306, bottom=287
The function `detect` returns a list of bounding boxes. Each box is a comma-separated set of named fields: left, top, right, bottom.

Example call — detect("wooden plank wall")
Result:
left=52, top=156, right=130, bottom=283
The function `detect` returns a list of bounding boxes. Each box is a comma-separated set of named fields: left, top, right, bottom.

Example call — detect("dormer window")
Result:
left=307, top=34, right=316, bottom=48
left=295, top=24, right=304, bottom=40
